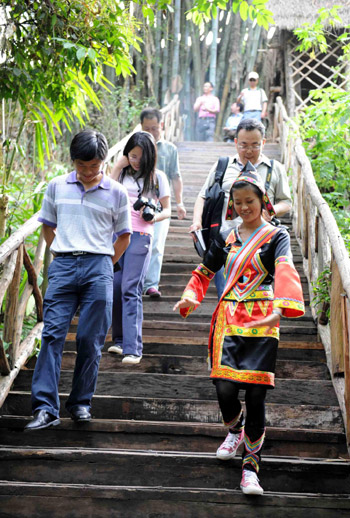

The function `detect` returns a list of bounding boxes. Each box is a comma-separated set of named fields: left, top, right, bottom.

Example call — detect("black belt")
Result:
left=200, top=116, right=215, bottom=119
left=54, top=251, right=93, bottom=257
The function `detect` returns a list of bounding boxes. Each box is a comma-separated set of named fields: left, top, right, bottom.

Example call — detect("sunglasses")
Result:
left=249, top=78, right=257, bottom=82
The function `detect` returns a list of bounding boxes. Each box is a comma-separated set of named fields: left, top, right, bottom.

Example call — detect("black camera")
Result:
left=133, top=196, right=158, bottom=222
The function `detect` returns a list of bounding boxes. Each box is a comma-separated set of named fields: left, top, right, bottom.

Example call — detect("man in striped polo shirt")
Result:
left=25, top=130, right=132, bottom=431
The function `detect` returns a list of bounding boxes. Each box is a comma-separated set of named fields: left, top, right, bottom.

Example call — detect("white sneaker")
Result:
left=216, top=430, right=244, bottom=460
left=240, top=469, right=264, bottom=495
left=122, top=355, right=142, bottom=365
left=108, top=345, right=123, bottom=355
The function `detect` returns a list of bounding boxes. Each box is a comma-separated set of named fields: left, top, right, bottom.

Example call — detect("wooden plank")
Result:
left=27, top=352, right=328, bottom=380
left=0, top=447, right=349, bottom=495
left=330, top=258, right=345, bottom=374
left=2, top=393, right=344, bottom=432
left=0, top=418, right=346, bottom=459
left=1, top=483, right=350, bottom=518
left=13, top=371, right=339, bottom=406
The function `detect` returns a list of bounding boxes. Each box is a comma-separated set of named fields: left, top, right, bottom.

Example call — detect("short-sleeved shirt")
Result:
left=240, top=88, right=268, bottom=112
left=199, top=154, right=291, bottom=232
left=156, top=140, right=181, bottom=181
left=194, top=94, right=220, bottom=118
left=120, top=168, right=170, bottom=236
left=224, top=113, right=243, bottom=130
left=38, top=171, right=132, bottom=256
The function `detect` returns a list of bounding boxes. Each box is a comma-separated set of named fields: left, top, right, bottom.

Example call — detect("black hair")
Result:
left=70, top=129, right=108, bottom=161
left=236, top=118, right=265, bottom=139
left=121, top=131, right=157, bottom=195
left=231, top=181, right=264, bottom=212
left=140, top=107, right=162, bottom=124
left=237, top=102, right=244, bottom=113
left=205, top=81, right=214, bottom=88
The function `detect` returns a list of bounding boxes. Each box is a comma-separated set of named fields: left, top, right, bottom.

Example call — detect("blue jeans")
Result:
left=196, top=117, right=216, bottom=141
left=112, top=232, right=152, bottom=356
left=242, top=110, right=262, bottom=121
left=31, top=254, right=114, bottom=418
left=143, top=218, right=170, bottom=292
left=214, top=266, right=226, bottom=300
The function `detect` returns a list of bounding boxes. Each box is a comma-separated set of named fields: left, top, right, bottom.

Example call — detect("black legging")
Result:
left=215, top=379, right=267, bottom=440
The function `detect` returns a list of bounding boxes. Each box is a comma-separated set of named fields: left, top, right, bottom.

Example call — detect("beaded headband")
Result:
left=225, top=162, right=276, bottom=220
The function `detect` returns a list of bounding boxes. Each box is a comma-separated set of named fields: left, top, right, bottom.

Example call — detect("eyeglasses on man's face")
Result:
left=237, top=143, right=262, bottom=150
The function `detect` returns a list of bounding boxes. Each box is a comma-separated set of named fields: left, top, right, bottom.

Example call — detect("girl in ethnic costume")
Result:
left=174, top=168, right=304, bottom=495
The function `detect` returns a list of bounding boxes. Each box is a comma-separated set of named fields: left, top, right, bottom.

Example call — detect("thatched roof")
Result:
left=267, top=0, right=350, bottom=30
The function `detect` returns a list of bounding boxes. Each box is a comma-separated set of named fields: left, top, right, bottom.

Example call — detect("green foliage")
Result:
left=311, top=267, right=331, bottom=319
left=186, top=0, right=274, bottom=29
left=294, top=5, right=344, bottom=57
left=294, top=8, right=350, bottom=253
left=88, top=83, right=157, bottom=146
left=1, top=0, right=141, bottom=179
left=296, top=88, right=350, bottom=252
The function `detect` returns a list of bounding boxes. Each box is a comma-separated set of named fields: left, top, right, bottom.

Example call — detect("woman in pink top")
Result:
left=109, top=132, right=171, bottom=364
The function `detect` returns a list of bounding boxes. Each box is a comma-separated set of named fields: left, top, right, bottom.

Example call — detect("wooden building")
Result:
left=263, top=1, right=350, bottom=115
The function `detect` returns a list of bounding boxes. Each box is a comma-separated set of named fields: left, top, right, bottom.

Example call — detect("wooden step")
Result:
left=26, top=352, right=330, bottom=380
left=1, top=392, right=344, bottom=432
left=0, top=417, right=347, bottom=459
left=13, top=371, right=338, bottom=407
left=1, top=482, right=349, bottom=518
left=0, top=447, right=349, bottom=495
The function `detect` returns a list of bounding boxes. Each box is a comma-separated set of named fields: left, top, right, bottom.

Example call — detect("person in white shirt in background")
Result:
left=237, top=72, right=268, bottom=122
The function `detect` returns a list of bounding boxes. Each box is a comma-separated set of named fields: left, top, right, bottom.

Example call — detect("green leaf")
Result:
left=76, top=47, right=87, bottom=61
left=239, top=1, right=249, bottom=21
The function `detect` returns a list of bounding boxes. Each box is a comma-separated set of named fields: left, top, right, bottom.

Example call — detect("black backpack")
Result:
left=200, top=156, right=229, bottom=253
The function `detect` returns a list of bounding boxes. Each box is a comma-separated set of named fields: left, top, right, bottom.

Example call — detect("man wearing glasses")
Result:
left=190, top=118, right=291, bottom=297
left=237, top=71, right=268, bottom=122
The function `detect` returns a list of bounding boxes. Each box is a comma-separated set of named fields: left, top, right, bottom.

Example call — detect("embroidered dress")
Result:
left=180, top=224, right=305, bottom=388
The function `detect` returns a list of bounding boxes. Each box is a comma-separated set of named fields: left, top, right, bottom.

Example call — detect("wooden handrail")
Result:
left=273, top=96, right=350, bottom=453
left=0, top=95, right=183, bottom=408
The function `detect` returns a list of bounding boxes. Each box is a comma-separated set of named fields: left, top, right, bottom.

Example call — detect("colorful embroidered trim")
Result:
left=274, top=299, right=305, bottom=312
left=224, top=323, right=279, bottom=339
left=222, top=224, right=277, bottom=302
left=243, top=430, right=266, bottom=473
left=195, top=263, right=215, bottom=280
left=224, top=288, right=274, bottom=301
left=275, top=255, right=292, bottom=266
left=224, top=409, right=243, bottom=431
left=244, top=430, right=266, bottom=454
left=211, top=366, right=275, bottom=386
left=243, top=453, right=260, bottom=472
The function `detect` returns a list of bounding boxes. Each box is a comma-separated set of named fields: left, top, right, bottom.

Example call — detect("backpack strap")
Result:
left=264, top=159, right=274, bottom=192
left=214, top=157, right=229, bottom=186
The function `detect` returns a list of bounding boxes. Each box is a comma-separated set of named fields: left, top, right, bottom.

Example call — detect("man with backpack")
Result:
left=189, top=118, right=291, bottom=298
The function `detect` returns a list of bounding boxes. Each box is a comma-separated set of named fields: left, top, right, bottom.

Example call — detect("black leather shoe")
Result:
left=68, top=406, right=91, bottom=422
left=24, top=410, right=60, bottom=431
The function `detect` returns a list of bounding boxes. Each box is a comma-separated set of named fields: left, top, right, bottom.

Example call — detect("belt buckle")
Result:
left=72, top=251, right=86, bottom=256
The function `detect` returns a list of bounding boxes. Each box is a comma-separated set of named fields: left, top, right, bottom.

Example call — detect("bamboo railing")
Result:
left=273, top=96, right=350, bottom=452
left=0, top=95, right=183, bottom=408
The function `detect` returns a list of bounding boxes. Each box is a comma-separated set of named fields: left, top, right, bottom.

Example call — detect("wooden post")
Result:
left=3, top=244, right=24, bottom=367
left=330, top=258, right=345, bottom=375
left=301, top=183, right=308, bottom=259
left=341, top=296, right=350, bottom=451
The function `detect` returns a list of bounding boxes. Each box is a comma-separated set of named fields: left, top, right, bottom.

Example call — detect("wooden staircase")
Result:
left=0, top=141, right=349, bottom=517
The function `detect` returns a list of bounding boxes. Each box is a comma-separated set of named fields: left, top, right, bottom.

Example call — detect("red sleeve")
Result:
left=180, top=264, right=215, bottom=318
left=272, top=227, right=305, bottom=319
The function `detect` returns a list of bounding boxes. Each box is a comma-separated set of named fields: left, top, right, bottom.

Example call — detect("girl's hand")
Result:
left=244, top=312, right=281, bottom=332
left=173, top=297, right=200, bottom=312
